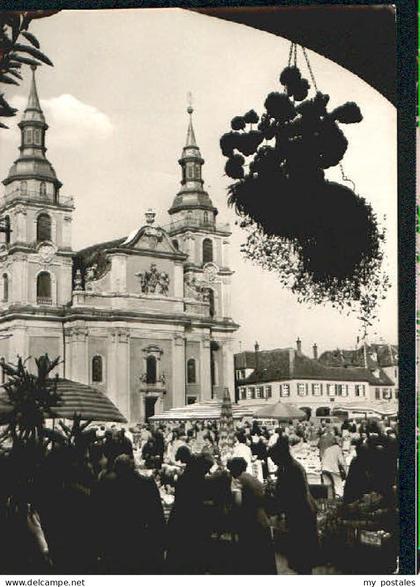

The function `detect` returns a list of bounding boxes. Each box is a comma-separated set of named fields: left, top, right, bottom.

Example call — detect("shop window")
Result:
left=256, top=386, right=264, bottom=399
left=265, top=385, right=272, bottom=398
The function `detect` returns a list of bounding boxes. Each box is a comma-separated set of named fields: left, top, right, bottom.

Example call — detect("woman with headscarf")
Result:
left=268, top=436, right=319, bottom=575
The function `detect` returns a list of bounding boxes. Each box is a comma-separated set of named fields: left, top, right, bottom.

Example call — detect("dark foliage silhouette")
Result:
left=220, top=45, right=389, bottom=333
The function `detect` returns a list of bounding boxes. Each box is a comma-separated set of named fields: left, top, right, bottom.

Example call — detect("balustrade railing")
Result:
left=3, top=189, right=74, bottom=207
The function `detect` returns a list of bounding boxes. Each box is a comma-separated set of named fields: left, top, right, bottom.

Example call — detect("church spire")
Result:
left=168, top=100, right=216, bottom=218
left=23, top=65, right=45, bottom=123
left=2, top=66, right=62, bottom=194
left=185, top=104, right=197, bottom=148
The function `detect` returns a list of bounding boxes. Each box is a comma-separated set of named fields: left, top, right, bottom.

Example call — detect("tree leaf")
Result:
left=7, top=69, right=23, bottom=80
left=21, top=30, right=40, bottom=49
left=13, top=43, right=53, bottom=66
left=0, top=106, right=18, bottom=117
left=0, top=74, right=19, bottom=85
left=9, top=53, right=42, bottom=67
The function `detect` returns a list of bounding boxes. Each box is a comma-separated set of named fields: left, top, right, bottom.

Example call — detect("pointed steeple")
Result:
left=185, top=105, right=198, bottom=148
left=168, top=102, right=216, bottom=218
left=2, top=67, right=62, bottom=195
left=22, top=65, right=45, bottom=123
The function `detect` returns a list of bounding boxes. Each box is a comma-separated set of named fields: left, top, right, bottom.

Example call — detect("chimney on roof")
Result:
left=296, top=337, right=302, bottom=354
left=313, top=343, right=318, bottom=360
left=254, top=341, right=260, bottom=371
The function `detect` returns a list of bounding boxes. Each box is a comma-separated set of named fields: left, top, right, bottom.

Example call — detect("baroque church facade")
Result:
left=0, top=68, right=239, bottom=422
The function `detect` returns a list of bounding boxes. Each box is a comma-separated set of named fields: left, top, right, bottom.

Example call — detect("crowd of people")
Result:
left=0, top=415, right=398, bottom=574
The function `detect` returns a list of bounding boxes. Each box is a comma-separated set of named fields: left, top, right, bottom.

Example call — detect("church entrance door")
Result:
left=145, top=395, right=158, bottom=421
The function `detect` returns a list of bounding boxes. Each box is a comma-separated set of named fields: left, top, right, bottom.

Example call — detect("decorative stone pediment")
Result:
left=122, top=210, right=179, bottom=254
left=136, top=263, right=169, bottom=295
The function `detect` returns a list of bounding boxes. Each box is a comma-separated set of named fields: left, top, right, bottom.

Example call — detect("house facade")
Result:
left=235, top=339, right=398, bottom=418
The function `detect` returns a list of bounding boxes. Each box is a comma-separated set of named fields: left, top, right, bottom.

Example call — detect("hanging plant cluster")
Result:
left=220, top=45, right=390, bottom=332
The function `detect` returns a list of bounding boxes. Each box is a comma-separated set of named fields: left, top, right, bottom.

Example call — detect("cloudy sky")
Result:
left=0, top=8, right=397, bottom=355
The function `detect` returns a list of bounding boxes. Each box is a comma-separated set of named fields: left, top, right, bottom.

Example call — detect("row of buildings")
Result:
left=234, top=340, right=398, bottom=417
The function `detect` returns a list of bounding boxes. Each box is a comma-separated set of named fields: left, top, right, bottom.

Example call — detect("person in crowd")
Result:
left=232, top=432, right=253, bottom=472
left=268, top=437, right=319, bottom=575
left=342, top=440, right=371, bottom=504
left=317, top=425, right=336, bottom=459
left=227, top=457, right=277, bottom=574
left=94, top=453, right=165, bottom=573
left=166, top=453, right=215, bottom=573
left=320, top=437, right=347, bottom=498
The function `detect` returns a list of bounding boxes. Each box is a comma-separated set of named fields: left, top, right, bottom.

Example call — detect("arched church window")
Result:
left=146, top=355, right=157, bottom=384
left=4, top=216, right=10, bottom=245
left=205, top=288, right=215, bottom=317
left=92, top=355, right=103, bottom=383
left=187, top=358, right=196, bottom=383
left=20, top=181, right=27, bottom=195
left=202, top=238, right=213, bottom=264
left=203, top=211, right=209, bottom=224
left=34, top=129, right=41, bottom=145
left=24, top=129, right=32, bottom=144
left=2, top=274, right=8, bottom=302
left=37, top=272, right=51, bottom=303
left=37, top=213, right=51, bottom=242
left=40, top=182, right=46, bottom=197
left=187, top=164, right=194, bottom=179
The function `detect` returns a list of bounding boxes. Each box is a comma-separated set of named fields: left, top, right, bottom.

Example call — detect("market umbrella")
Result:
left=253, top=402, right=306, bottom=421
left=0, top=378, right=127, bottom=424
left=149, top=398, right=252, bottom=421
left=218, top=388, right=236, bottom=460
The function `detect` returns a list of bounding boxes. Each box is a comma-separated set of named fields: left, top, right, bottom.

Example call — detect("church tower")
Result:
left=1, top=66, right=74, bottom=309
left=0, top=67, right=74, bottom=368
left=167, top=105, right=238, bottom=400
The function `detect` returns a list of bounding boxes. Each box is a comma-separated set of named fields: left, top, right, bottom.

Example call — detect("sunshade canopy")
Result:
left=0, top=378, right=127, bottom=424
left=150, top=399, right=252, bottom=422
left=253, top=402, right=307, bottom=421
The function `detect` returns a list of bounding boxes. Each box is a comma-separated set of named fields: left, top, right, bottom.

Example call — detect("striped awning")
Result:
left=0, top=378, right=127, bottom=423
left=150, top=399, right=253, bottom=422
left=332, top=401, right=398, bottom=417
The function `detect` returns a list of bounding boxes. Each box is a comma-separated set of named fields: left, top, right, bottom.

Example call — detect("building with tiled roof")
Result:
left=235, top=339, right=398, bottom=418
left=0, top=70, right=239, bottom=423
